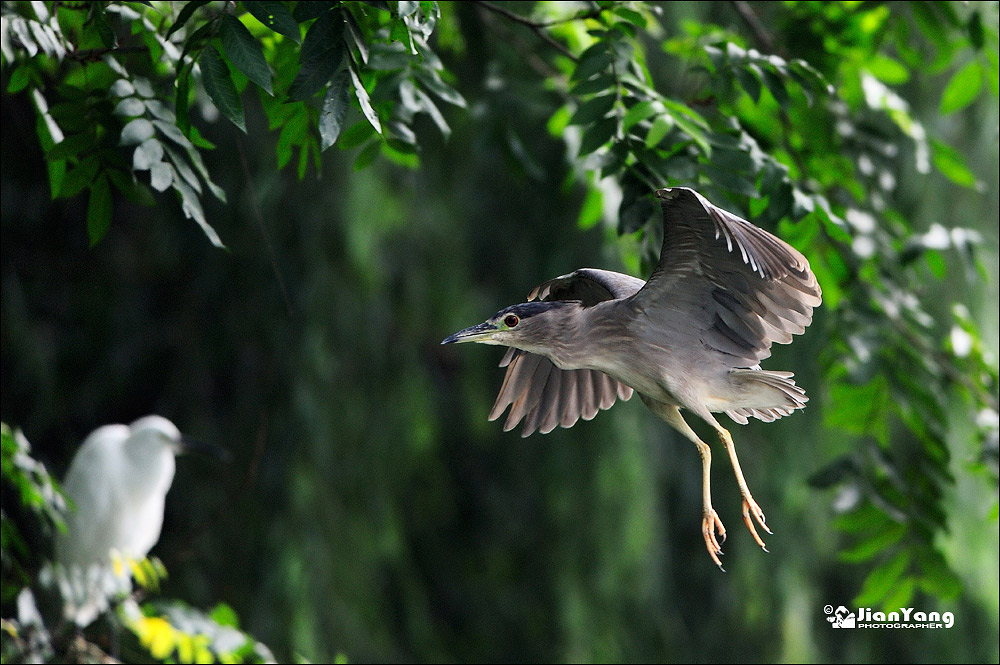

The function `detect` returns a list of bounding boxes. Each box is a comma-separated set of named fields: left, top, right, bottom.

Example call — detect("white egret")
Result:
left=53, top=415, right=207, bottom=625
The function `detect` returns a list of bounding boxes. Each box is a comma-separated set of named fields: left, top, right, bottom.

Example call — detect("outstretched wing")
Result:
left=490, top=268, right=642, bottom=436
left=632, top=188, right=822, bottom=368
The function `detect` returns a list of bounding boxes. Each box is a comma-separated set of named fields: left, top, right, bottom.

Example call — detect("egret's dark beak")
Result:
left=178, top=435, right=232, bottom=463
left=441, top=321, right=499, bottom=345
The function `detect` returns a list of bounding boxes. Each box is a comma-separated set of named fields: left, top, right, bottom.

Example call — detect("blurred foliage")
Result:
left=1, top=1, right=998, bottom=663
left=1, top=423, right=65, bottom=604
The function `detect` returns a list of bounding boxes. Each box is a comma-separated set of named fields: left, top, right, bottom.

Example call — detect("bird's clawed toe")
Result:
left=741, top=496, right=772, bottom=551
left=702, top=509, right=727, bottom=570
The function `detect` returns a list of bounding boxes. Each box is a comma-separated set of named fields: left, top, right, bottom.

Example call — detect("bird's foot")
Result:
left=702, top=509, right=727, bottom=571
left=741, top=496, right=772, bottom=552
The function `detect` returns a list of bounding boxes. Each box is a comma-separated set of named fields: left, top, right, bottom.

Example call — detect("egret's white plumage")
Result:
left=54, top=415, right=183, bottom=625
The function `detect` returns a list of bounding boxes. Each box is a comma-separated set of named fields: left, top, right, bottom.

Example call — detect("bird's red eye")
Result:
left=504, top=315, right=519, bottom=328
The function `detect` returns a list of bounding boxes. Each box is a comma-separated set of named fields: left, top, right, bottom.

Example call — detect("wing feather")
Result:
left=634, top=188, right=822, bottom=367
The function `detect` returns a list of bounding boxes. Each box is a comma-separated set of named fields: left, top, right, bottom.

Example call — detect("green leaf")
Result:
left=87, top=173, right=112, bottom=246
left=166, top=1, right=210, bottom=38
left=833, top=500, right=892, bottom=533
left=141, top=29, right=164, bottom=65
left=569, top=94, right=616, bottom=126
left=931, top=139, right=977, bottom=187
left=59, top=155, right=100, bottom=198
left=7, top=65, right=32, bottom=93
left=277, top=109, right=308, bottom=168
left=760, top=66, right=790, bottom=107
left=577, top=185, right=603, bottom=229
left=287, top=53, right=344, bottom=101
left=108, top=169, right=154, bottom=206
left=940, top=60, right=983, bottom=114
left=244, top=1, right=301, bottom=41
left=390, top=17, right=414, bottom=54
left=338, top=120, right=376, bottom=150
left=578, top=117, right=616, bottom=156
left=47, top=160, right=66, bottom=199
left=319, top=70, right=350, bottom=150
left=300, top=8, right=344, bottom=62
left=89, top=10, right=117, bottom=48
left=789, top=60, right=833, bottom=96
left=199, top=46, right=246, bottom=132
left=353, top=140, right=381, bottom=170
left=923, top=249, right=947, bottom=278
left=220, top=14, right=273, bottom=94
left=916, top=548, right=962, bottom=598
left=644, top=115, right=673, bottom=148
left=46, top=132, right=97, bottom=161
left=180, top=20, right=215, bottom=63
left=573, top=48, right=612, bottom=82
left=381, top=141, right=420, bottom=169
left=664, top=106, right=710, bottom=156
left=867, top=55, right=910, bottom=85
left=703, top=164, right=756, bottom=197
left=881, top=576, right=916, bottom=611
left=825, top=377, right=891, bottom=446
left=176, top=63, right=192, bottom=135
left=209, top=603, right=240, bottom=629
left=735, top=65, right=762, bottom=102
left=661, top=98, right=708, bottom=128
left=853, top=550, right=910, bottom=607
left=612, top=6, right=645, bottom=28
left=838, top=523, right=906, bottom=563
left=571, top=73, right=615, bottom=97
left=622, top=100, right=657, bottom=132
left=287, top=11, right=346, bottom=101
left=350, top=65, right=382, bottom=133
left=293, top=1, right=336, bottom=22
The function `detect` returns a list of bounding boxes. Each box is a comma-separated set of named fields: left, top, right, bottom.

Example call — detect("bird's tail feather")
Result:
left=725, top=368, right=807, bottom=425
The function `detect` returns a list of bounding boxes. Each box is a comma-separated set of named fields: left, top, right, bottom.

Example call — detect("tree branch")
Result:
left=730, top=1, right=776, bottom=54
left=473, top=0, right=598, bottom=61
left=67, top=45, right=148, bottom=62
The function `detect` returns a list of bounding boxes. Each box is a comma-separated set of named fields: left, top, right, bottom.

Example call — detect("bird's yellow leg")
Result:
left=716, top=427, right=771, bottom=551
left=647, top=401, right=727, bottom=570
left=693, top=438, right=727, bottom=569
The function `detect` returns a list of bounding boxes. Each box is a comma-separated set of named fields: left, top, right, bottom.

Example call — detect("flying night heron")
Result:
left=442, top=187, right=821, bottom=568
left=55, top=415, right=210, bottom=624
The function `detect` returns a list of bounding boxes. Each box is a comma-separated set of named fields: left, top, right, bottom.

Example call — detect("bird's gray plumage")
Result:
left=488, top=268, right=641, bottom=436
left=442, top=186, right=822, bottom=567
left=477, top=188, right=820, bottom=436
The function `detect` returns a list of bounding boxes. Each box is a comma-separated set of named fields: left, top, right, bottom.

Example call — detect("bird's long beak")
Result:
left=441, top=321, right=498, bottom=345
left=178, top=435, right=232, bottom=463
